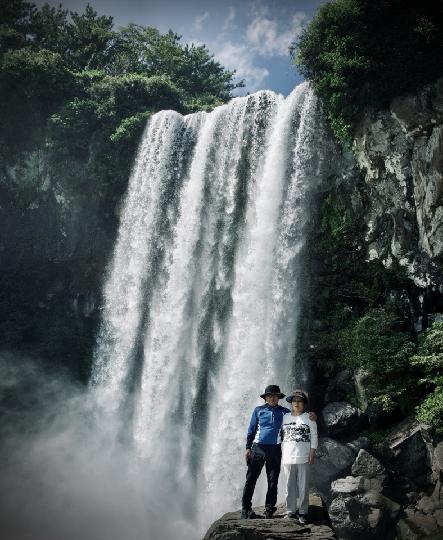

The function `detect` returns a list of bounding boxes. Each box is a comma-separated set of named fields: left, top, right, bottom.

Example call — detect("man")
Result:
left=241, top=385, right=317, bottom=519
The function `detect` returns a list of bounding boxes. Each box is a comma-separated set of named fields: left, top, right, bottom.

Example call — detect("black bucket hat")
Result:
left=286, top=390, right=308, bottom=403
left=260, top=385, right=285, bottom=399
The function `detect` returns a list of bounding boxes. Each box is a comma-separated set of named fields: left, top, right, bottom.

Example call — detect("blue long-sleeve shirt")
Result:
left=246, top=404, right=290, bottom=449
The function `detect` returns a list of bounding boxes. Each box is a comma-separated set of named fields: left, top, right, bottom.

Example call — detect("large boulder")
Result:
left=202, top=497, right=336, bottom=540
left=320, top=402, right=367, bottom=438
left=432, top=479, right=443, bottom=508
left=384, top=417, right=433, bottom=486
left=346, top=437, right=370, bottom=454
left=331, top=475, right=383, bottom=497
left=396, top=482, right=443, bottom=538
left=351, top=449, right=388, bottom=484
left=311, top=437, right=357, bottom=501
left=397, top=511, right=439, bottom=540
left=328, top=488, right=400, bottom=540
left=432, top=441, right=443, bottom=478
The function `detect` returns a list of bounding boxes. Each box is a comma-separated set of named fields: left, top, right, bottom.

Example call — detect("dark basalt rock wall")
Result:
left=352, top=77, right=443, bottom=287
left=0, top=153, right=120, bottom=380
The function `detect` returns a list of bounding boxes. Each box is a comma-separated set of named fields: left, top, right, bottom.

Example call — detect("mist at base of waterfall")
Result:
left=0, top=352, right=198, bottom=540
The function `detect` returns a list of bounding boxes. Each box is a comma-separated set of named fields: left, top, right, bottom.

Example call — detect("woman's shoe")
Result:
left=298, top=514, right=308, bottom=524
left=284, top=512, right=296, bottom=519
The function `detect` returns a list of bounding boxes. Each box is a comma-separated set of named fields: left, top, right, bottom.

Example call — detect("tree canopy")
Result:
left=292, top=0, right=443, bottom=142
left=0, top=0, right=243, bottom=194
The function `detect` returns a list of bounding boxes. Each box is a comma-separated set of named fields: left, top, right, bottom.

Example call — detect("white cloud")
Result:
left=193, top=11, right=210, bottom=32
left=246, top=11, right=308, bottom=58
left=191, top=4, right=307, bottom=93
left=215, top=41, right=269, bottom=92
left=222, top=6, right=236, bottom=32
left=247, top=0, right=270, bottom=19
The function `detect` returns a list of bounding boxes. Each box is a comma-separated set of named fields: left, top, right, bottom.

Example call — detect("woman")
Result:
left=281, top=389, right=318, bottom=524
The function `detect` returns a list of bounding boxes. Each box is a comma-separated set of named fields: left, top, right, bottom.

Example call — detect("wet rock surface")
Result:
left=320, top=402, right=366, bottom=438
left=353, top=76, right=443, bottom=287
left=311, top=437, right=357, bottom=501
left=384, top=417, right=433, bottom=485
left=351, top=449, right=387, bottom=483
left=328, top=490, right=400, bottom=540
left=202, top=496, right=336, bottom=540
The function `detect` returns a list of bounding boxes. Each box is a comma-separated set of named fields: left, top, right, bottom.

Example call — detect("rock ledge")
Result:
left=203, top=495, right=336, bottom=539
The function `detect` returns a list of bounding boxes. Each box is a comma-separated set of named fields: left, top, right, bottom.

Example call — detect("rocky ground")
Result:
left=203, top=496, right=336, bottom=540
left=312, top=369, right=443, bottom=540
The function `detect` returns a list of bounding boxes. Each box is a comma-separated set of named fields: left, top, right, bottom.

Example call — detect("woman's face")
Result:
left=291, top=398, right=305, bottom=413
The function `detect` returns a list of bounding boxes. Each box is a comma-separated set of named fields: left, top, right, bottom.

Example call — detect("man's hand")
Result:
left=245, top=449, right=252, bottom=464
left=309, top=411, right=317, bottom=422
left=308, top=449, right=316, bottom=465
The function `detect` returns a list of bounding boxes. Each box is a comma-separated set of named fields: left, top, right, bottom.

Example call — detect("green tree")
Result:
left=110, top=24, right=242, bottom=110
left=0, top=0, right=241, bottom=186
left=64, top=4, right=115, bottom=71
left=293, top=0, right=443, bottom=142
left=0, top=0, right=33, bottom=52
left=27, top=3, right=69, bottom=54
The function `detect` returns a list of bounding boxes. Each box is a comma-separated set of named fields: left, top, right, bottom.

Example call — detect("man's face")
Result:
left=265, top=394, right=279, bottom=406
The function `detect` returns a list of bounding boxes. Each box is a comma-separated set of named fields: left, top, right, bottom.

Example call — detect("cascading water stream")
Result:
left=91, top=82, right=336, bottom=531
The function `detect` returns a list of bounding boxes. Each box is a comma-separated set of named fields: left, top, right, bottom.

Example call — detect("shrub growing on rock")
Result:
left=411, top=322, right=443, bottom=433
left=340, top=308, right=416, bottom=414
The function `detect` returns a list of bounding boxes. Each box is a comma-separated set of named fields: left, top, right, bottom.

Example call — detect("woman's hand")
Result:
left=308, top=449, right=316, bottom=465
left=309, top=411, right=317, bottom=422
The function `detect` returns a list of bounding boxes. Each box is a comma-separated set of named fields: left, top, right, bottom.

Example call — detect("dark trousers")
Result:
left=241, top=443, right=282, bottom=512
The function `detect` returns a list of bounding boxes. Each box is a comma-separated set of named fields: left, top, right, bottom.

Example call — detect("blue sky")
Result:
left=35, top=0, right=330, bottom=96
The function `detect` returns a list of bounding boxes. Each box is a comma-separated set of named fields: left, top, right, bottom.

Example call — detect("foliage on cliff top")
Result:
left=0, top=1, right=243, bottom=194
left=292, top=0, right=443, bottom=142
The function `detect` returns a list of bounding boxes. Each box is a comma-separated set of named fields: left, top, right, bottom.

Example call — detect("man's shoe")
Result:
left=298, top=514, right=308, bottom=524
left=248, top=510, right=260, bottom=519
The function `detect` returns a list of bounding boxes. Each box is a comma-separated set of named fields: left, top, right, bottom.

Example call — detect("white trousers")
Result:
left=283, top=462, right=310, bottom=515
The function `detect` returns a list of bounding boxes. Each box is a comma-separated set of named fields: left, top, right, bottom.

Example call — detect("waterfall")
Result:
left=91, top=82, right=335, bottom=529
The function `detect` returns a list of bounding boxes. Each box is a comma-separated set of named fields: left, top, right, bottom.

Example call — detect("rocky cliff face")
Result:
left=304, top=76, right=443, bottom=393
left=0, top=149, right=120, bottom=379
left=353, top=77, right=443, bottom=290
left=298, top=76, right=443, bottom=540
